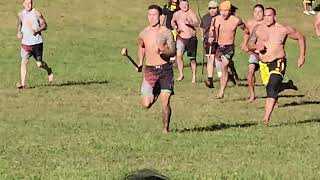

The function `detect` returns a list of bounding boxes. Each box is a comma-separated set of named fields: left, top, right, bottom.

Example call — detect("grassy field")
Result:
left=0, top=0, right=320, bottom=179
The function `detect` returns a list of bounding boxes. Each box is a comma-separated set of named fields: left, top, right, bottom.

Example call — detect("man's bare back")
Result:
left=212, top=15, right=244, bottom=45
left=139, top=26, right=175, bottom=66
left=172, top=9, right=198, bottom=39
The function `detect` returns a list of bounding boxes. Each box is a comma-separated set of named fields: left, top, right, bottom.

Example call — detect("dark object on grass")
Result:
left=124, top=169, right=170, bottom=180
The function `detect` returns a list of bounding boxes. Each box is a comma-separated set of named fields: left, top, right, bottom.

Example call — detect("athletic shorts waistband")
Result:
left=145, top=63, right=172, bottom=70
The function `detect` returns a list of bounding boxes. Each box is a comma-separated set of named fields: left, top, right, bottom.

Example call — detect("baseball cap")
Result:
left=208, top=0, right=218, bottom=8
left=219, top=0, right=231, bottom=10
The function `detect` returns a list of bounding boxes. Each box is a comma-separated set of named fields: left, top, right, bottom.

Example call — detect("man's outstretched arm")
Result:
left=286, top=25, right=306, bottom=68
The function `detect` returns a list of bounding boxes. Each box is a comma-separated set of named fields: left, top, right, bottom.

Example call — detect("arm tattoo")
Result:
left=247, top=25, right=259, bottom=50
left=165, top=29, right=176, bottom=55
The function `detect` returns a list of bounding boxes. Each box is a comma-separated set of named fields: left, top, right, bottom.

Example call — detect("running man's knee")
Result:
left=159, top=93, right=171, bottom=107
left=248, top=64, right=256, bottom=76
left=141, top=96, right=154, bottom=109
left=266, top=74, right=283, bottom=99
left=176, top=51, right=183, bottom=58
left=21, top=59, right=28, bottom=66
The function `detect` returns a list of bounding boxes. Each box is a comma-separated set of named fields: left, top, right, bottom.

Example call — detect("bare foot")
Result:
left=262, top=119, right=269, bottom=126
left=247, top=96, right=256, bottom=103
left=16, top=82, right=25, bottom=89
left=48, top=73, right=54, bottom=82
left=162, top=129, right=169, bottom=134
left=191, top=77, right=196, bottom=83
left=217, top=92, right=224, bottom=99
left=176, top=75, right=184, bottom=82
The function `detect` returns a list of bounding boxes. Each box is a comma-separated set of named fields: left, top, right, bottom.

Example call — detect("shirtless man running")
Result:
left=242, top=4, right=264, bottom=102
left=247, top=7, right=306, bottom=125
left=17, top=0, right=53, bottom=88
left=171, top=0, right=199, bottom=83
left=138, top=5, right=176, bottom=133
left=208, top=1, right=248, bottom=98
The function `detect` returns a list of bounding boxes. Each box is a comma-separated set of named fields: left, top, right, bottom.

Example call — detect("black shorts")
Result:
left=141, top=63, right=174, bottom=96
left=267, top=58, right=287, bottom=77
left=215, top=44, right=235, bottom=62
left=205, top=42, right=217, bottom=55
left=177, top=36, right=198, bottom=60
left=21, top=43, right=43, bottom=62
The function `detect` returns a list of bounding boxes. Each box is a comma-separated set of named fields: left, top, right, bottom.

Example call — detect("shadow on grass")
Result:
left=270, top=118, right=320, bottom=127
left=224, top=94, right=305, bottom=103
left=43, top=80, right=108, bottom=87
left=174, top=122, right=257, bottom=133
left=124, top=169, right=169, bottom=180
left=280, top=100, right=320, bottom=107
left=237, top=83, right=265, bottom=87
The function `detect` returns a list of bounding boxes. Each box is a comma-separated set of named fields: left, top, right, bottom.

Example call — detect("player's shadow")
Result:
left=270, top=118, right=320, bottom=127
left=279, top=100, right=320, bottom=107
left=228, top=94, right=305, bottom=102
left=174, top=122, right=257, bottom=133
left=44, top=80, right=108, bottom=87
left=314, top=4, right=320, bottom=11
left=237, top=83, right=265, bottom=87
left=124, top=169, right=169, bottom=180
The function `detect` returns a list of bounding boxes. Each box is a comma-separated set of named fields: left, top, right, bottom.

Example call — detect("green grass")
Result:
left=0, top=0, right=320, bottom=179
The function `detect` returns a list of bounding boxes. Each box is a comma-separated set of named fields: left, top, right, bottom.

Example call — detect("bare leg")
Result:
left=141, top=96, right=156, bottom=109
left=205, top=55, right=214, bottom=88
left=176, top=51, right=184, bottom=81
left=19, top=59, right=28, bottom=88
left=304, top=3, right=308, bottom=11
left=206, top=55, right=214, bottom=78
left=190, top=59, right=197, bottom=83
left=262, top=97, right=277, bottom=126
left=159, top=92, right=171, bottom=133
left=228, top=60, right=239, bottom=86
left=247, top=64, right=256, bottom=103
left=217, top=61, right=229, bottom=98
left=37, top=61, right=54, bottom=82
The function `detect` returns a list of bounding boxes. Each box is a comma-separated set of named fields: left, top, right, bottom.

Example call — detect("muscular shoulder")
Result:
left=33, top=8, right=43, bottom=17
left=18, top=9, right=24, bottom=17
left=160, top=26, right=172, bottom=35
left=139, top=27, right=149, bottom=39
left=246, top=19, right=255, bottom=27
left=276, top=23, right=295, bottom=34
left=173, top=10, right=181, bottom=17
left=188, top=9, right=196, bottom=15
left=232, top=15, right=243, bottom=24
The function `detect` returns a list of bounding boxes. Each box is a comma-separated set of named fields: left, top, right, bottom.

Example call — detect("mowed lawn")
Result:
left=0, top=0, right=319, bottom=179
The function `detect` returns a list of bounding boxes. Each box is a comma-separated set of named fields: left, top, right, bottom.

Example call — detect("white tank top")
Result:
left=20, top=9, right=43, bottom=45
